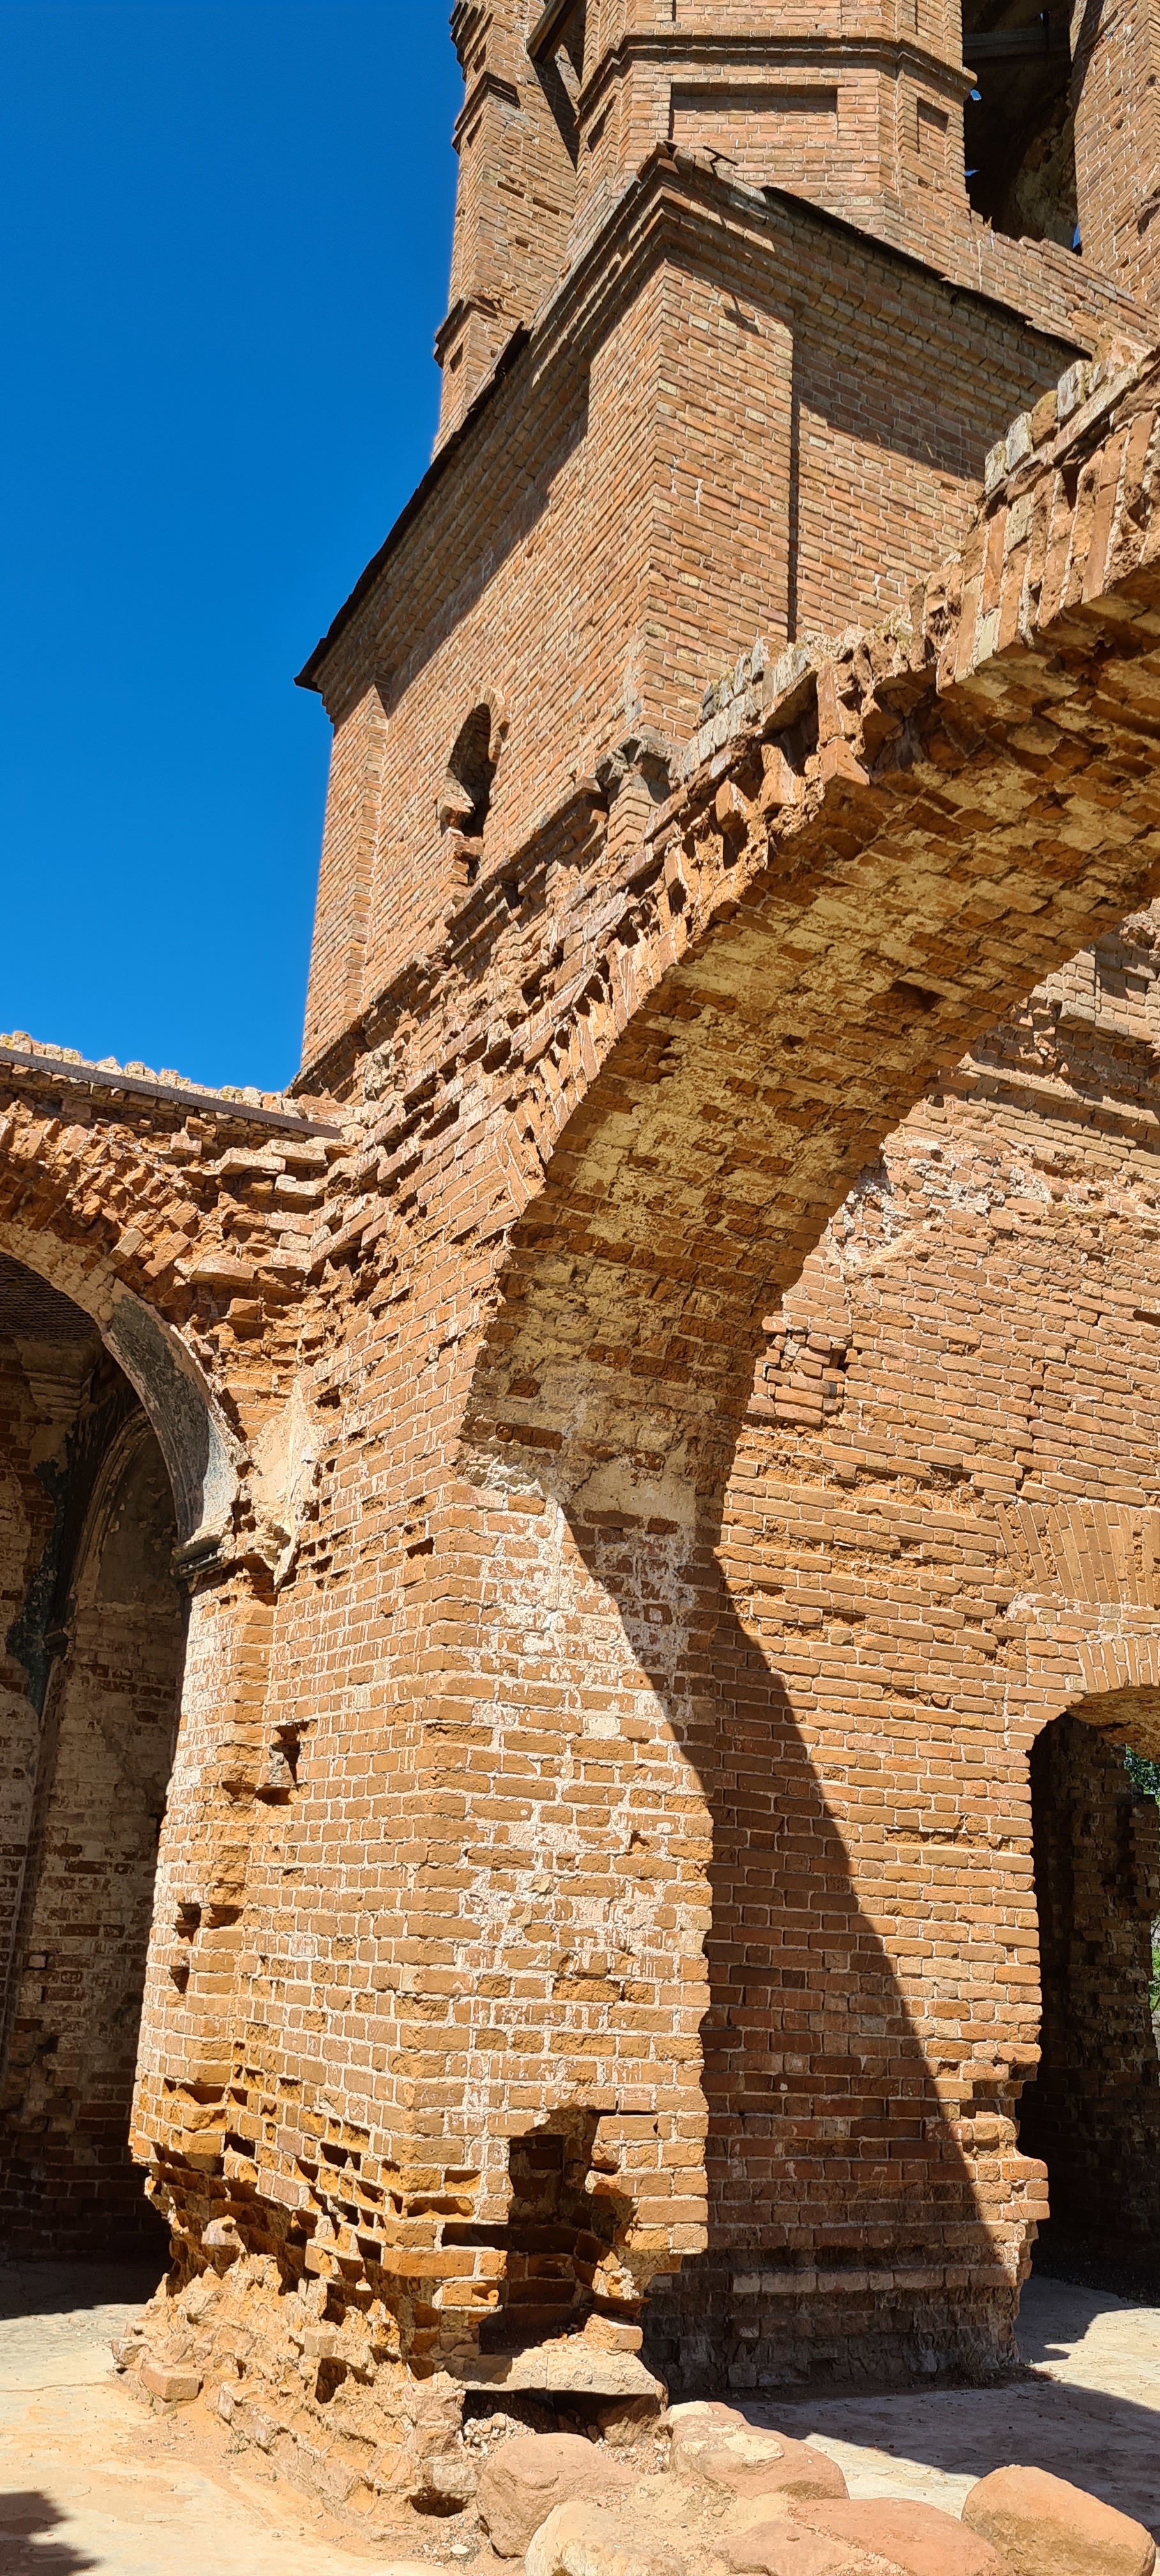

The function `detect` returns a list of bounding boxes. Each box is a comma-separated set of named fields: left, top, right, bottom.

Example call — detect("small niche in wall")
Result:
left=917, top=96, right=950, bottom=173
left=438, top=697, right=508, bottom=887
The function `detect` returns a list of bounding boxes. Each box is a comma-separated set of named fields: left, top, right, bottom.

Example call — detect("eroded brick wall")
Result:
left=0, top=1335, right=57, bottom=2037
left=0, top=1071, right=342, bottom=2255
left=11, top=323, right=1160, bottom=2517
left=0, top=1419, right=183, bottom=2251
left=1071, top=0, right=1160, bottom=308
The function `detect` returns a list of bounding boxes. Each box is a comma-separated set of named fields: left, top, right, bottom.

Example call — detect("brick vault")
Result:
left=6, top=0, right=1160, bottom=2517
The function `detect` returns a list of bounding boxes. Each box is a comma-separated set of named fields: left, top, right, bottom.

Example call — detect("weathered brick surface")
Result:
left=0, top=1319, right=57, bottom=2038
left=6, top=19, right=1160, bottom=2521
left=1071, top=0, right=1160, bottom=309
left=646, top=902, right=1160, bottom=2385
left=122, top=354, right=1160, bottom=2481
left=0, top=1059, right=345, bottom=2249
left=0, top=1372, right=184, bottom=2251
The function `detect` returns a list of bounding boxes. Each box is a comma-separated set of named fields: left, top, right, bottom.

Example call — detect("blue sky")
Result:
left=0, top=1, right=458, bottom=1091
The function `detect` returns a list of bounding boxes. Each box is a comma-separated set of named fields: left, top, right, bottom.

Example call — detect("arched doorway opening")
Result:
left=1019, top=1703, right=1160, bottom=2294
left=0, top=1252, right=187, bottom=2252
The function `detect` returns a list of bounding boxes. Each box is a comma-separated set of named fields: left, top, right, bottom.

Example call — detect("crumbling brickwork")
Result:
left=8, top=3, right=1160, bottom=2525
left=0, top=1066, right=344, bottom=2248
left=114, top=355, right=1160, bottom=2492
left=0, top=1293, right=61, bottom=2025
left=300, top=147, right=1150, bottom=1072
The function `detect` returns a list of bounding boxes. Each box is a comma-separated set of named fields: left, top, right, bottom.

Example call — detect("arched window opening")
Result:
left=0, top=1254, right=185, bottom=2257
left=961, top=4, right=1076, bottom=249
left=531, top=0, right=586, bottom=167
left=437, top=700, right=507, bottom=881
left=1018, top=1703, right=1160, bottom=2296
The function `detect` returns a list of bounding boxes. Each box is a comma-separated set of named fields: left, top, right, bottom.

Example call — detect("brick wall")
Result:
left=6, top=56, right=1160, bottom=2522
left=0, top=1336, right=56, bottom=2049
left=436, top=0, right=1158, bottom=446
left=0, top=1399, right=183, bottom=2253
left=438, top=0, right=577, bottom=440
left=646, top=908, right=1160, bottom=2389
left=0, top=1066, right=344, bottom=2262
left=1071, top=0, right=1160, bottom=307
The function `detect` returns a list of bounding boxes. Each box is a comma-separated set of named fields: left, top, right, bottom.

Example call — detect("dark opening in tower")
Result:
left=1018, top=1706, right=1160, bottom=2293
left=961, top=2, right=1076, bottom=247
left=445, top=704, right=499, bottom=841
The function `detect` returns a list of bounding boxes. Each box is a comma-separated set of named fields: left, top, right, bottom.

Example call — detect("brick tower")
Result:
left=299, top=0, right=1153, bottom=1089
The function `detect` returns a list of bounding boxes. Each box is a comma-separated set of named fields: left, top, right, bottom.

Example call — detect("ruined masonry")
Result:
left=6, top=0, right=1160, bottom=2520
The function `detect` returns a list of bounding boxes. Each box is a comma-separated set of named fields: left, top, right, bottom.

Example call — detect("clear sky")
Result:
left=0, top=0, right=459, bottom=1092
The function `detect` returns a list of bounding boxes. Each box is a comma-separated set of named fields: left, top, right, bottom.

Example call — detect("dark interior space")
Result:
left=961, top=0, right=1076, bottom=245
left=0, top=1255, right=185, bottom=2256
left=1018, top=1708, right=1160, bottom=2297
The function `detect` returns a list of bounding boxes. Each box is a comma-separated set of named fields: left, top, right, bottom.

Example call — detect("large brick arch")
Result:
left=0, top=1214, right=237, bottom=1552
left=0, top=1062, right=339, bottom=1556
left=467, top=339, right=1160, bottom=1496
left=0, top=1065, right=344, bottom=2235
left=424, top=346, right=1160, bottom=2361
left=0, top=1098, right=246, bottom=1549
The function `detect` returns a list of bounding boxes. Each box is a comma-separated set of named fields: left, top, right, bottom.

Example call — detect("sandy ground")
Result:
left=1, top=2261, right=1159, bottom=2570
left=0, top=2258, right=425, bottom=2576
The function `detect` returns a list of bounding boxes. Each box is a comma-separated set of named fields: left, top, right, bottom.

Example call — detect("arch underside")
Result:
left=0, top=1230, right=234, bottom=1553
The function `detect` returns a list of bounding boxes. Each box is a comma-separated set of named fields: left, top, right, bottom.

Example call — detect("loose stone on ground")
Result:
left=3, top=2268, right=1160, bottom=2572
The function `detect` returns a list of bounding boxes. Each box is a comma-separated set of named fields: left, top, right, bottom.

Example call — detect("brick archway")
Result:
left=0, top=1203, right=238, bottom=1560
left=426, top=346, right=1160, bottom=2376
left=0, top=1073, right=335, bottom=2259
left=61, top=344, right=1160, bottom=2464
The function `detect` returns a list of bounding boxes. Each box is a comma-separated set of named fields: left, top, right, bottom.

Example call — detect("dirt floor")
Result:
left=1, top=2260, right=1159, bottom=2572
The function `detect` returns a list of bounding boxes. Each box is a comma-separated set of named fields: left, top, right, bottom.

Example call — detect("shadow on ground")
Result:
left=0, top=2258, right=163, bottom=2326
left=750, top=2277, right=1160, bottom=2540
left=0, top=2494, right=99, bottom=2573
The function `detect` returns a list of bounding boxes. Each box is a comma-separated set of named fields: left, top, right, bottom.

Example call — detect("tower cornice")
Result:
left=574, top=26, right=977, bottom=121
left=296, top=142, right=1149, bottom=719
